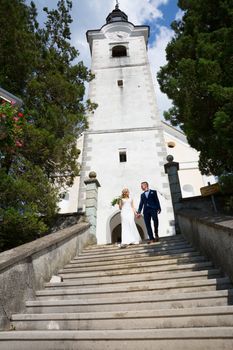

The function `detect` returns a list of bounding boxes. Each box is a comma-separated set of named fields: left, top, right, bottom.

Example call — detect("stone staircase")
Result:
left=1, top=235, right=233, bottom=349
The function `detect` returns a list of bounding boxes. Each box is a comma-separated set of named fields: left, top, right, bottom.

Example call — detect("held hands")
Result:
left=135, top=212, right=142, bottom=218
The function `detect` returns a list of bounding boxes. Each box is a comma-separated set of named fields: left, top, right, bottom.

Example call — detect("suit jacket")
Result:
left=138, top=189, right=161, bottom=214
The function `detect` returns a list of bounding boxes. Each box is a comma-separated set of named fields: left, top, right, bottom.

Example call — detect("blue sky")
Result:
left=146, top=0, right=180, bottom=45
left=27, top=0, right=182, bottom=118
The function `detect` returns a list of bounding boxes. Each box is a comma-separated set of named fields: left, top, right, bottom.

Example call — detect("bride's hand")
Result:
left=118, top=199, right=123, bottom=210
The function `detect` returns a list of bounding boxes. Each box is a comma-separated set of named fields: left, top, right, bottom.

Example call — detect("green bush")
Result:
left=219, top=174, right=233, bottom=194
left=219, top=174, right=233, bottom=214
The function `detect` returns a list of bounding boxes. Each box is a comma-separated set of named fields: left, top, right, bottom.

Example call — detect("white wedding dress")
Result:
left=120, top=198, right=141, bottom=245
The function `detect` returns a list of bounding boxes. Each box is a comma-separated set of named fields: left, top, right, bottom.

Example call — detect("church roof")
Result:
left=106, top=2, right=128, bottom=24
left=162, top=121, right=188, bottom=144
left=0, top=87, right=23, bottom=107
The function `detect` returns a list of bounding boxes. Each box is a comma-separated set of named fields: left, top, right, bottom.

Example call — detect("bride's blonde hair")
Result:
left=121, top=188, right=129, bottom=198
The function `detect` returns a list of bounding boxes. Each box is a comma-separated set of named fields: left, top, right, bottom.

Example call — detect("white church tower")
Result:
left=78, top=3, right=175, bottom=244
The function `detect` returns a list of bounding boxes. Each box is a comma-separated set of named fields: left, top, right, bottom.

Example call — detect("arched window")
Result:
left=112, top=45, right=127, bottom=57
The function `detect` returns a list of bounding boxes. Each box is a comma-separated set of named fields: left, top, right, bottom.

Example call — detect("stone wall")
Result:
left=0, top=221, right=93, bottom=330
left=178, top=210, right=233, bottom=283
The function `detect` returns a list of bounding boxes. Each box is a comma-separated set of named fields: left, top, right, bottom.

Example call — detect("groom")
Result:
left=137, top=181, right=161, bottom=243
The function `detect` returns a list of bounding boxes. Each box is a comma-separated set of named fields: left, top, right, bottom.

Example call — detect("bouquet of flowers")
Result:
left=111, top=196, right=122, bottom=207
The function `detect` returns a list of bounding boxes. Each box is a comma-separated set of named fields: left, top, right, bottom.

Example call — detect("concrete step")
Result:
left=59, top=261, right=214, bottom=280
left=12, top=306, right=233, bottom=331
left=26, top=290, right=233, bottom=314
left=1, top=328, right=233, bottom=350
left=45, top=269, right=222, bottom=290
left=62, top=255, right=207, bottom=273
left=68, top=251, right=203, bottom=268
left=36, top=277, right=232, bottom=300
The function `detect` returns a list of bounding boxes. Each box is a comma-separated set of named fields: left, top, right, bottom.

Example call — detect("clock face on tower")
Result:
left=105, top=31, right=129, bottom=40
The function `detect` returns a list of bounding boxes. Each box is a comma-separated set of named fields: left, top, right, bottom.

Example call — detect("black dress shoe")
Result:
left=147, top=239, right=155, bottom=244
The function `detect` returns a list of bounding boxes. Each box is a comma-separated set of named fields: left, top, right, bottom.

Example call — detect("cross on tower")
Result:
left=116, top=0, right=119, bottom=9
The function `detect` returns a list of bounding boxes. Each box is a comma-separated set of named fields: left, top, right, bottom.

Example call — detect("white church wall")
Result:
left=163, top=130, right=215, bottom=197
left=86, top=130, right=175, bottom=244
left=90, top=39, right=160, bottom=131
left=59, top=176, right=81, bottom=213
left=59, top=135, right=84, bottom=213
left=77, top=21, right=176, bottom=244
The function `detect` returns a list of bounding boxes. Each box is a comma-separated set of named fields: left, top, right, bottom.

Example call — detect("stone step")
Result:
left=72, top=248, right=200, bottom=264
left=63, top=255, right=207, bottom=273
left=36, top=277, right=232, bottom=300
left=45, top=269, right=222, bottom=290
left=80, top=240, right=189, bottom=256
left=75, top=245, right=195, bottom=262
left=1, top=328, right=233, bottom=350
left=12, top=306, right=233, bottom=331
left=81, top=236, right=186, bottom=253
left=59, top=261, right=214, bottom=280
left=68, top=251, right=203, bottom=268
left=26, top=290, right=233, bottom=314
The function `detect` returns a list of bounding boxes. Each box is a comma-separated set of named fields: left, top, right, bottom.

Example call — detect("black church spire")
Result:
left=106, top=2, right=128, bottom=24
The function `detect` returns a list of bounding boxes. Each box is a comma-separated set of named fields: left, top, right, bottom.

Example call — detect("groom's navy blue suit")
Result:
left=138, top=190, right=161, bottom=240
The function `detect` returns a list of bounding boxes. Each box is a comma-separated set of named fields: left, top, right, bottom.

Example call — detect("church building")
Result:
left=59, top=4, right=215, bottom=244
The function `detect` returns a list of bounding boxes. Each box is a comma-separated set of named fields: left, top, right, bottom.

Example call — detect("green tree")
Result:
left=0, top=0, right=37, bottom=95
left=23, top=0, right=96, bottom=187
left=0, top=0, right=96, bottom=251
left=0, top=101, right=59, bottom=251
left=0, top=161, right=58, bottom=251
left=157, top=0, right=233, bottom=175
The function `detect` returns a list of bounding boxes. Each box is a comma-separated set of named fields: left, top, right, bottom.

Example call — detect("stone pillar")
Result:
left=84, top=171, right=100, bottom=238
left=164, top=155, right=182, bottom=233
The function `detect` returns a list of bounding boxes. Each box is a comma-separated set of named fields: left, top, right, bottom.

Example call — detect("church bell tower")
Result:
left=79, top=3, right=175, bottom=244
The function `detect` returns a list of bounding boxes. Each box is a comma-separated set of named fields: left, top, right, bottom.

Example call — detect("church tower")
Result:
left=79, top=3, right=175, bottom=244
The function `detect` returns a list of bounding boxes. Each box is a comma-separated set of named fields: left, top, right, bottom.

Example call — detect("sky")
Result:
left=29, top=0, right=182, bottom=119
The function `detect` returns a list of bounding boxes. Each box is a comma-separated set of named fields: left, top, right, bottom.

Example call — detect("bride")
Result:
left=118, top=188, right=141, bottom=247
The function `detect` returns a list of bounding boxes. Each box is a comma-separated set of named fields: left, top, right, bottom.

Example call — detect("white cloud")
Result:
left=175, top=8, right=184, bottom=21
left=113, top=0, right=169, bottom=24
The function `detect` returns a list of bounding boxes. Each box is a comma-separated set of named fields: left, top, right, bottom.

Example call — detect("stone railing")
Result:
left=0, top=221, right=93, bottom=330
left=178, top=210, right=233, bottom=284
left=164, top=155, right=233, bottom=284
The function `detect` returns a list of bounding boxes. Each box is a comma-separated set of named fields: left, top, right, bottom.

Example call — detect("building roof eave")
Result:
left=0, top=87, right=23, bottom=107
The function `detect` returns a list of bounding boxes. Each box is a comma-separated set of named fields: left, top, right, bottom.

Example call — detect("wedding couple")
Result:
left=118, top=181, right=161, bottom=247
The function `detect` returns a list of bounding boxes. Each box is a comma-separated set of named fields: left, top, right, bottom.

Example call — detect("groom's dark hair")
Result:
left=141, top=181, right=149, bottom=187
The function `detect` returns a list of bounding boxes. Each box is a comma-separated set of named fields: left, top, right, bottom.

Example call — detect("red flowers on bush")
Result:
left=0, top=101, right=31, bottom=151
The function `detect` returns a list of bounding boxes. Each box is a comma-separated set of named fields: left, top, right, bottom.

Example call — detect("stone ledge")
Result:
left=0, top=222, right=90, bottom=272
left=178, top=209, right=233, bottom=234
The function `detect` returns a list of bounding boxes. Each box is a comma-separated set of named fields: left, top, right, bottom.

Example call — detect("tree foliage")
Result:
left=157, top=0, right=233, bottom=175
left=0, top=0, right=96, bottom=251
left=0, top=0, right=37, bottom=95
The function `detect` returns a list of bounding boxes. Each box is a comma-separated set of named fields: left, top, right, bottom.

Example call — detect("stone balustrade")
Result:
left=0, top=221, right=93, bottom=330
left=178, top=210, right=233, bottom=284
